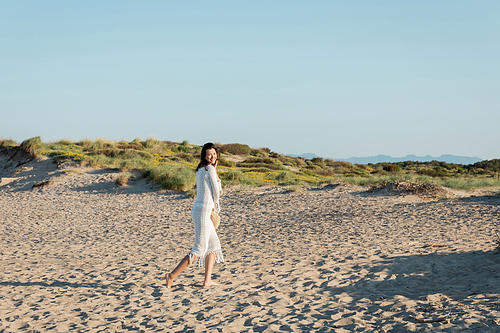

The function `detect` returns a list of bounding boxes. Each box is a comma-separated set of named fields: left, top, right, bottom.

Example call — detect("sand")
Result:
left=1, top=155, right=500, bottom=332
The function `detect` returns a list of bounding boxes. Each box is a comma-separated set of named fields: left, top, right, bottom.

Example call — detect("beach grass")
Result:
left=3, top=136, right=500, bottom=192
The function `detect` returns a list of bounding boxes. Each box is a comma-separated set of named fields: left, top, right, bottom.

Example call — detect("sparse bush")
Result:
left=296, top=158, right=306, bottom=167
left=324, top=159, right=337, bottom=167
left=383, top=164, right=401, bottom=173
left=356, top=164, right=372, bottom=172
left=260, top=147, right=271, bottom=154
left=285, top=185, right=301, bottom=193
left=162, top=141, right=177, bottom=149
left=127, top=142, right=143, bottom=151
left=82, top=138, right=117, bottom=153
left=311, top=157, right=324, bottom=165
left=116, top=172, right=132, bottom=186
left=77, top=138, right=91, bottom=149
left=144, top=138, right=160, bottom=148
left=144, top=138, right=169, bottom=154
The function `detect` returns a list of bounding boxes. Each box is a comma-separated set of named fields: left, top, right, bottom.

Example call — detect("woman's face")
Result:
left=205, top=148, right=217, bottom=165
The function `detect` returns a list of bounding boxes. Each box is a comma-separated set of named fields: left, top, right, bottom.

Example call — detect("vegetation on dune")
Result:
left=1, top=136, right=499, bottom=193
left=115, top=172, right=133, bottom=186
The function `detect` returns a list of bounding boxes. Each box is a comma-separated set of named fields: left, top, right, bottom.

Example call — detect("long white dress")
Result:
left=189, top=165, right=224, bottom=267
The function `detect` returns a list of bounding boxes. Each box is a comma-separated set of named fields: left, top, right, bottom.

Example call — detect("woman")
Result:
left=165, top=142, right=224, bottom=288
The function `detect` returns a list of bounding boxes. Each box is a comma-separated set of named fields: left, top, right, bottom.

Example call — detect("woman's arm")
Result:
left=207, top=165, right=221, bottom=213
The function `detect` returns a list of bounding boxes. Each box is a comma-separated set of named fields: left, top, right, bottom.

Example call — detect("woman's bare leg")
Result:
left=203, top=252, right=219, bottom=287
left=165, top=254, right=195, bottom=288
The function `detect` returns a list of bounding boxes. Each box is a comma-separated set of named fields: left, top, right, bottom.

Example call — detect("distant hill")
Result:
left=287, top=153, right=322, bottom=160
left=340, top=154, right=483, bottom=165
left=287, top=153, right=483, bottom=165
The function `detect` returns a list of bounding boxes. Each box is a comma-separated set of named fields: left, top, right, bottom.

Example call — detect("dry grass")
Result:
left=21, top=136, right=43, bottom=157
left=115, top=172, right=133, bottom=186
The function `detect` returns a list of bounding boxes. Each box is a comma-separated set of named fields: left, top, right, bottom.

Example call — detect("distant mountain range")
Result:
left=287, top=153, right=483, bottom=165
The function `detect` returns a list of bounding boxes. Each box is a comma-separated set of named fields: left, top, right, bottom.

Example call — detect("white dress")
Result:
left=189, top=165, right=224, bottom=267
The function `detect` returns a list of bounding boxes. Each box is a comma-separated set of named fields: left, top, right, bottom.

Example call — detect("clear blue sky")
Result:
left=1, top=1, right=499, bottom=159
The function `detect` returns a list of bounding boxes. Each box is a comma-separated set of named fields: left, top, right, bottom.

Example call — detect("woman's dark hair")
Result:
left=196, top=142, right=220, bottom=171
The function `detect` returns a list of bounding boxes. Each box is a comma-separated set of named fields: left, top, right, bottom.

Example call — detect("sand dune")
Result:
left=1, top=156, right=500, bottom=332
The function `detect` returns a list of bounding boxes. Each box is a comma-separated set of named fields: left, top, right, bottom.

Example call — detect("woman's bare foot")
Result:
left=165, top=273, right=174, bottom=288
left=203, top=280, right=219, bottom=287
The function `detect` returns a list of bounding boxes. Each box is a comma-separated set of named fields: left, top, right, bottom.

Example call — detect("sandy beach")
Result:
left=1, top=155, right=500, bottom=332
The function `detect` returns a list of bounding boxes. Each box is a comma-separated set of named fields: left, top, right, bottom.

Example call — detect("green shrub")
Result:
left=275, top=171, right=301, bottom=185
left=21, top=136, right=43, bottom=156
left=143, top=138, right=170, bottom=154
left=144, top=137, right=159, bottom=148
left=311, top=157, right=326, bottom=167
left=383, top=164, right=401, bottom=173
left=218, top=156, right=236, bottom=167
left=417, top=166, right=447, bottom=177
left=143, top=164, right=196, bottom=191
left=177, top=142, right=191, bottom=153
left=300, top=170, right=315, bottom=177
left=302, top=164, right=321, bottom=171
left=220, top=143, right=251, bottom=155
left=250, top=149, right=267, bottom=157
left=276, top=171, right=291, bottom=182
left=175, top=151, right=196, bottom=162
left=82, top=138, right=117, bottom=153
left=240, top=157, right=285, bottom=170
left=220, top=169, right=243, bottom=185
left=472, top=159, right=500, bottom=172
left=125, top=150, right=153, bottom=160
left=86, top=154, right=120, bottom=168
left=295, top=158, right=307, bottom=167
